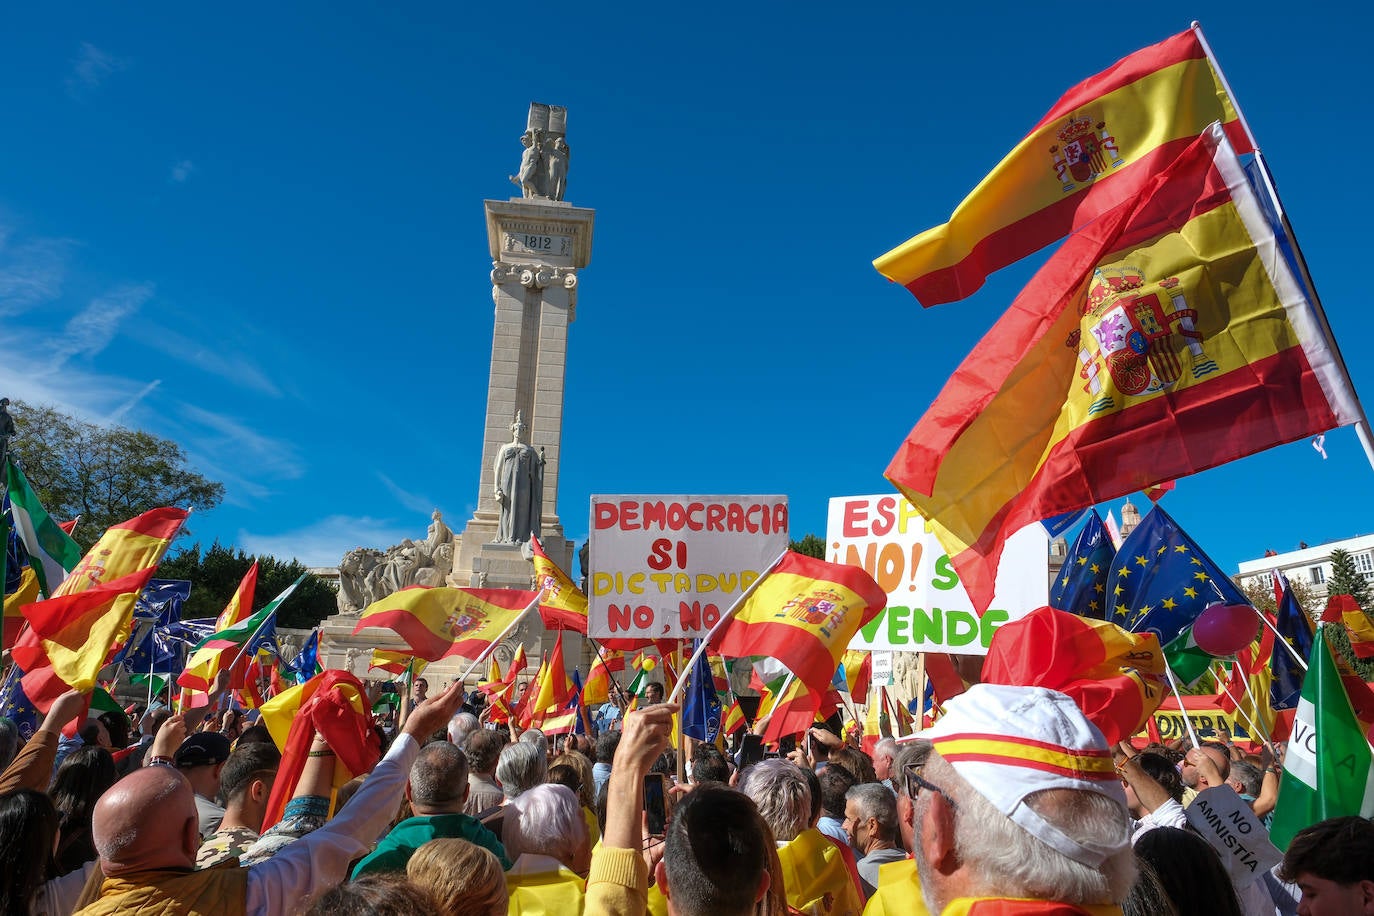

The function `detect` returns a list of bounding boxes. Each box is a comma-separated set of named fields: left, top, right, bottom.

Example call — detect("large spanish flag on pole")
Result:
left=887, top=124, right=1362, bottom=612
left=712, top=551, right=886, bottom=695
left=354, top=586, right=539, bottom=662
left=12, top=507, right=188, bottom=708
left=874, top=25, right=1251, bottom=306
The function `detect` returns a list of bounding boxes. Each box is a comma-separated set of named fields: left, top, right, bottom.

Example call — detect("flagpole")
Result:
left=1193, top=21, right=1374, bottom=474
left=589, top=637, right=632, bottom=708
left=913, top=652, right=926, bottom=734
left=667, top=548, right=789, bottom=706
left=1164, top=665, right=1201, bottom=749
left=1211, top=662, right=1279, bottom=758
left=1252, top=606, right=1309, bottom=671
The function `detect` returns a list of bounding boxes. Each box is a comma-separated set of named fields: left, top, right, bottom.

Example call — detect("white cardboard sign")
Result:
left=1184, top=785, right=1282, bottom=888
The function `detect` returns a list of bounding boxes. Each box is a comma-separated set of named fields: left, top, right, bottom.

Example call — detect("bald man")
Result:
left=76, top=681, right=467, bottom=916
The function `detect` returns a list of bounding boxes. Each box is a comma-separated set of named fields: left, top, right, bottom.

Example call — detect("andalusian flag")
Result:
left=1162, top=624, right=1218, bottom=686
left=353, top=586, right=538, bottom=661
left=11, top=507, right=187, bottom=709
left=1269, top=626, right=1374, bottom=849
left=531, top=535, right=588, bottom=633
left=875, top=25, right=1251, bottom=306
left=714, top=551, right=886, bottom=694
left=178, top=574, right=303, bottom=691
left=5, top=461, right=82, bottom=597
left=887, top=124, right=1361, bottom=611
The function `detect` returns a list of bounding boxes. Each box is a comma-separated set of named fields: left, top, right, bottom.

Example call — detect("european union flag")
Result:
left=1271, top=570, right=1314, bottom=710
left=290, top=630, right=321, bottom=685
left=1049, top=510, right=1116, bottom=620
left=1107, top=505, right=1248, bottom=646
left=0, top=665, right=41, bottom=741
left=682, top=640, right=722, bottom=743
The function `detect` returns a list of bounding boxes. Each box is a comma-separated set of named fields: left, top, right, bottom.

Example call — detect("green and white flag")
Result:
left=4, top=460, right=81, bottom=597
left=1269, top=624, right=1374, bottom=849
left=1162, top=623, right=1218, bottom=686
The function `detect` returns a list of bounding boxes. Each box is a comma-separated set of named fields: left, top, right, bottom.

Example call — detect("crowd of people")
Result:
left=0, top=671, right=1370, bottom=916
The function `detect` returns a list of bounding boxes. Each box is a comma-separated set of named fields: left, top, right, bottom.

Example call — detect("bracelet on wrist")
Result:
left=307, top=749, right=336, bottom=759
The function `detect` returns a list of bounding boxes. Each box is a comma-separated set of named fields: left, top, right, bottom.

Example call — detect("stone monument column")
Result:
left=454, top=102, right=592, bottom=591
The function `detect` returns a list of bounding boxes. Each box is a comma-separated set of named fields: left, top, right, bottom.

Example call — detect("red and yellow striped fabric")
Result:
left=13, top=507, right=187, bottom=708
left=930, top=733, right=1116, bottom=782
left=874, top=27, right=1250, bottom=306
left=887, top=125, right=1360, bottom=611
left=715, top=551, right=886, bottom=695
left=981, top=607, right=1164, bottom=745
left=369, top=649, right=427, bottom=678
left=531, top=535, right=588, bottom=633
left=354, top=586, right=537, bottom=661
left=1324, top=595, right=1374, bottom=659
left=216, top=561, right=258, bottom=631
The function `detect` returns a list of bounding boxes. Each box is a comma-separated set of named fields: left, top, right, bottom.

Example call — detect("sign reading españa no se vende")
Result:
left=587, top=494, right=789, bottom=640
left=828, top=495, right=1048, bottom=655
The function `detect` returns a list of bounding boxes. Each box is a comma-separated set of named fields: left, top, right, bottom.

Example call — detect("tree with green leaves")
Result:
left=1323, top=548, right=1374, bottom=679
left=156, top=541, right=338, bottom=629
left=789, top=533, right=825, bottom=559
left=6, top=400, right=224, bottom=550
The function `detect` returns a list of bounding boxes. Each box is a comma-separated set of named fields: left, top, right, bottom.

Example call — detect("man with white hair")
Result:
left=504, top=783, right=591, bottom=911
left=872, top=737, right=899, bottom=791
left=897, top=683, right=1136, bottom=916
left=447, top=711, right=479, bottom=745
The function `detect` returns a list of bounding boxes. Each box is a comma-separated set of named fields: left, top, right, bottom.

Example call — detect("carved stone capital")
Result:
left=490, top=261, right=577, bottom=291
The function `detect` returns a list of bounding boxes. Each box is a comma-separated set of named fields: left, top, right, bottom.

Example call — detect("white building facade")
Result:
left=1236, top=533, right=1374, bottom=601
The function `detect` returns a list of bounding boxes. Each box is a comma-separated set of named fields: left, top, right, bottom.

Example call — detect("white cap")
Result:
left=922, top=683, right=1129, bottom=867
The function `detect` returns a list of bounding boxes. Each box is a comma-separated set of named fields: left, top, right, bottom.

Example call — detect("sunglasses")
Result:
left=904, top=761, right=958, bottom=811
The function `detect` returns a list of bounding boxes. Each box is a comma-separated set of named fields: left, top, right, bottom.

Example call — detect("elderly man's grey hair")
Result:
left=497, top=740, right=548, bottom=800
left=447, top=712, right=480, bottom=745
left=1226, top=759, right=1263, bottom=798
left=846, top=782, right=900, bottom=844
left=518, top=727, right=549, bottom=757
left=917, top=753, right=1135, bottom=913
left=891, top=740, right=932, bottom=799
left=502, top=783, right=587, bottom=867
left=872, top=737, right=899, bottom=764
left=739, top=759, right=811, bottom=843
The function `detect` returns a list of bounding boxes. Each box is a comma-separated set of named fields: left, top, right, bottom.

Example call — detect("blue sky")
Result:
left=1, top=3, right=1368, bottom=577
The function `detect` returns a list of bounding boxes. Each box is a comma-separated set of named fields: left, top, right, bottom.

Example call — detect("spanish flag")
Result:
left=531, top=535, right=588, bottom=633
left=370, top=649, right=427, bottom=678
left=982, top=606, right=1164, bottom=744
left=582, top=647, right=619, bottom=707
left=1323, top=595, right=1374, bottom=659
left=714, top=551, right=886, bottom=695
left=875, top=26, right=1251, bottom=306
left=525, top=631, right=572, bottom=727
left=12, top=507, right=187, bottom=709
left=887, top=124, right=1361, bottom=611
left=354, top=586, right=538, bottom=661
left=260, top=670, right=381, bottom=829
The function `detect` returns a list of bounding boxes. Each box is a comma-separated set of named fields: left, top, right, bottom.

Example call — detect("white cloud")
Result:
left=105, top=379, right=162, bottom=425
left=169, top=160, right=195, bottom=183
left=66, top=42, right=128, bottom=98
left=377, top=472, right=437, bottom=516
left=177, top=402, right=306, bottom=481
left=0, top=230, right=72, bottom=317
left=238, top=514, right=416, bottom=568
left=48, top=283, right=154, bottom=369
left=137, top=324, right=282, bottom=397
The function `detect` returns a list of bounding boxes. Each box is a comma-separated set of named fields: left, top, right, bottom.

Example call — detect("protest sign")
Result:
left=588, top=495, right=788, bottom=639
left=1185, top=785, right=1282, bottom=887
left=1148, top=694, right=1267, bottom=748
left=828, top=495, right=1047, bottom=654
left=871, top=651, right=894, bottom=687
